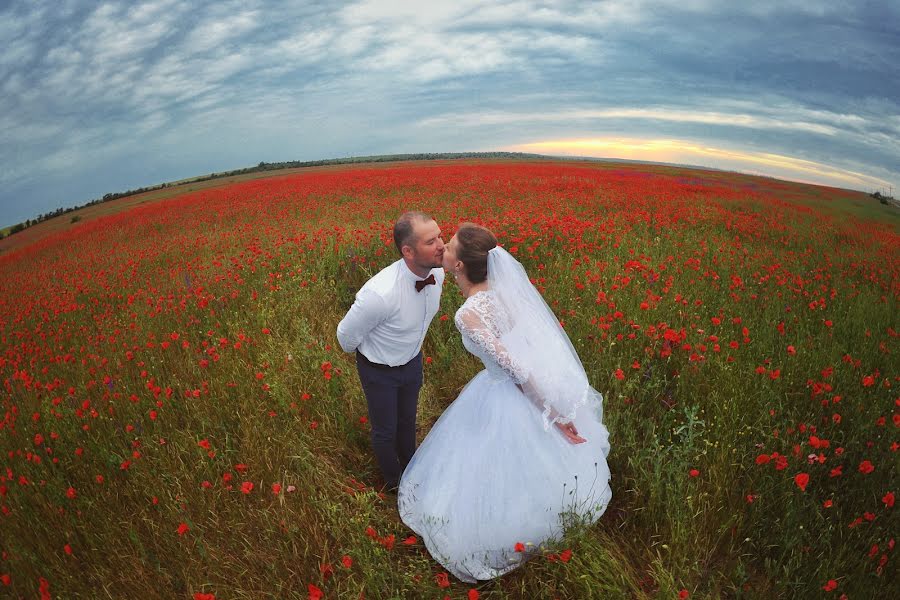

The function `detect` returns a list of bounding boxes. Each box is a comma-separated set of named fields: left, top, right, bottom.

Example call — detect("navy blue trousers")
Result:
left=355, top=351, right=423, bottom=489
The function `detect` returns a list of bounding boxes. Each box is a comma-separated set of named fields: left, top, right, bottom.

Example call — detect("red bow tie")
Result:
left=415, top=273, right=436, bottom=292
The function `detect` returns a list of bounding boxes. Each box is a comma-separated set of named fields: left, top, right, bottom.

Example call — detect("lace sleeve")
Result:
left=455, top=304, right=530, bottom=384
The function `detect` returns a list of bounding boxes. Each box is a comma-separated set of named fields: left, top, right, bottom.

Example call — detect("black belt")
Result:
left=356, top=350, right=417, bottom=371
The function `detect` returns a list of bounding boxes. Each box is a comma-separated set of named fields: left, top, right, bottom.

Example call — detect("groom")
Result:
left=337, top=211, right=445, bottom=491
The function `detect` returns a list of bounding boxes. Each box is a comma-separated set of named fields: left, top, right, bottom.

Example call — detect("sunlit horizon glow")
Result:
left=509, top=138, right=893, bottom=191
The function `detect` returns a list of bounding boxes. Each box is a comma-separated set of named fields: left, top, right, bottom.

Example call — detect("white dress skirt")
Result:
left=398, top=291, right=612, bottom=583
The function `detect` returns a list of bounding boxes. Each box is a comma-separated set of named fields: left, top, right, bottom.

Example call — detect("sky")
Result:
left=2, top=0, right=899, bottom=228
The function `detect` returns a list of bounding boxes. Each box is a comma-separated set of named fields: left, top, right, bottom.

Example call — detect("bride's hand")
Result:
left=555, top=421, right=586, bottom=444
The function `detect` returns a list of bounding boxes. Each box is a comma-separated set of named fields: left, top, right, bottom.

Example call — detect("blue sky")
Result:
left=2, top=0, right=899, bottom=227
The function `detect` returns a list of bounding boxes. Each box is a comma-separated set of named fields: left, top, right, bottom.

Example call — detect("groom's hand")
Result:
left=555, top=421, right=586, bottom=444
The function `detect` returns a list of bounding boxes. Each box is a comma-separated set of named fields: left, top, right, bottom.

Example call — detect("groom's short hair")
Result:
left=393, top=211, right=432, bottom=255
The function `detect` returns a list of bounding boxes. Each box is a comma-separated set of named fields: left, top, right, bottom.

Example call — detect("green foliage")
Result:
left=0, top=162, right=896, bottom=598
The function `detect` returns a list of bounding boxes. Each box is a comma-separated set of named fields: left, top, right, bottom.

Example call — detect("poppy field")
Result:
left=0, top=160, right=897, bottom=599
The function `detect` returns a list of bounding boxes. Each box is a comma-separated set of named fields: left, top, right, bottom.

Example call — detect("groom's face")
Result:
left=404, top=219, right=445, bottom=269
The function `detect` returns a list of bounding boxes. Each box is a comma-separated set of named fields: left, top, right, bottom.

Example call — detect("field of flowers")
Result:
left=0, top=160, right=896, bottom=599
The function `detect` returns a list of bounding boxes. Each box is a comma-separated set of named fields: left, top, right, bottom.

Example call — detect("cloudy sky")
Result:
left=2, top=0, right=899, bottom=227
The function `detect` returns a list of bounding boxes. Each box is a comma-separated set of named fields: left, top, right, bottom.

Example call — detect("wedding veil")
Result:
left=487, top=246, right=602, bottom=430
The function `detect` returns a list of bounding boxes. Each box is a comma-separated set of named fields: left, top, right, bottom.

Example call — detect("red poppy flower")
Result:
left=435, top=572, right=450, bottom=588
left=794, top=473, right=810, bottom=491
left=883, top=491, right=895, bottom=508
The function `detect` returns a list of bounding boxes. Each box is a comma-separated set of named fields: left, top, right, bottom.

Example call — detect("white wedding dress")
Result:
left=398, top=289, right=612, bottom=583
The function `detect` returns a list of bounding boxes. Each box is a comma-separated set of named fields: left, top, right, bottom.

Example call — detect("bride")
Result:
left=397, top=223, right=612, bottom=583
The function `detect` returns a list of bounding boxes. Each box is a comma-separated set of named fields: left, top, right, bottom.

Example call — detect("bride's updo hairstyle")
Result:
left=456, top=223, right=497, bottom=284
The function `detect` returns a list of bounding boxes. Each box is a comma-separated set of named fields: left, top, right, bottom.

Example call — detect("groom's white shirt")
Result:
left=337, top=259, right=444, bottom=366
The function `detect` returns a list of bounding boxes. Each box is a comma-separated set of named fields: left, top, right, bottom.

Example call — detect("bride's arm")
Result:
left=516, top=380, right=586, bottom=444
left=457, top=307, right=585, bottom=444
left=455, top=307, right=529, bottom=384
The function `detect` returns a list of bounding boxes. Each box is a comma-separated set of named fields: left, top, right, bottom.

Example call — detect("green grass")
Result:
left=0, top=161, right=896, bottom=599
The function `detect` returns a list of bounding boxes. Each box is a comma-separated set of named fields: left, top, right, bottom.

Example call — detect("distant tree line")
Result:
left=869, top=190, right=895, bottom=205
left=1, top=152, right=546, bottom=239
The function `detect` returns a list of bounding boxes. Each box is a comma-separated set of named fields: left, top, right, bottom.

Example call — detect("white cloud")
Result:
left=416, top=105, right=842, bottom=135
left=182, top=10, right=261, bottom=55
left=417, top=98, right=900, bottom=154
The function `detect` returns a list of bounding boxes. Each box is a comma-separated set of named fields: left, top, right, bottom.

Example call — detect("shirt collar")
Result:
left=400, top=258, right=434, bottom=282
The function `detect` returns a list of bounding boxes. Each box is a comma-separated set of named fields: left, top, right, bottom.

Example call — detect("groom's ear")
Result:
left=400, top=244, right=414, bottom=260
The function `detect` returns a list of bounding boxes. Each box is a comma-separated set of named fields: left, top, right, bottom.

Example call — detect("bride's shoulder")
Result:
left=454, top=290, right=495, bottom=324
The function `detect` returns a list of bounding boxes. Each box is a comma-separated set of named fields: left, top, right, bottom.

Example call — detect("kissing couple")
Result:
left=337, top=212, right=612, bottom=583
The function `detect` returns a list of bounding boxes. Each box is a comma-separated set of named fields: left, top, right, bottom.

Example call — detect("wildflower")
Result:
left=794, top=473, right=810, bottom=492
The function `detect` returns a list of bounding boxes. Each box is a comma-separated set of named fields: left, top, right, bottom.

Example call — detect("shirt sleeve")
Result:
left=336, top=288, right=389, bottom=353
left=455, top=306, right=530, bottom=384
